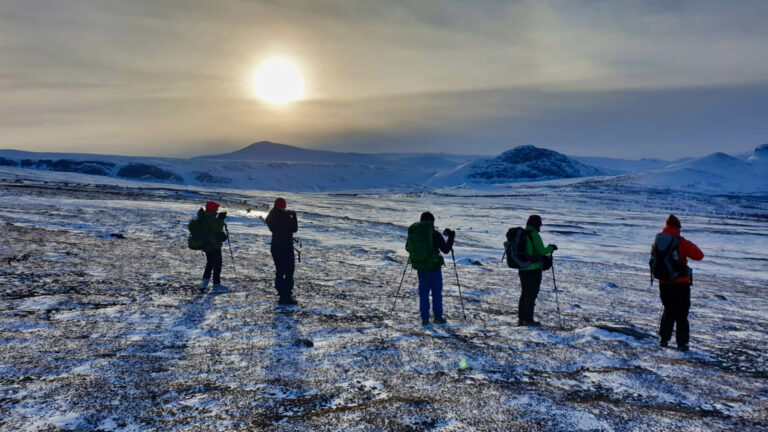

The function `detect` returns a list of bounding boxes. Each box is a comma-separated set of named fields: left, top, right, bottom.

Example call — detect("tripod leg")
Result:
left=225, top=227, right=237, bottom=276
left=551, top=254, right=562, bottom=328
left=389, top=261, right=410, bottom=317
left=451, top=250, right=467, bottom=320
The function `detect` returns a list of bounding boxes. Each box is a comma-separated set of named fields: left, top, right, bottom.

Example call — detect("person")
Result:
left=651, top=214, right=703, bottom=351
left=517, top=215, right=557, bottom=326
left=266, top=197, right=298, bottom=305
left=406, top=211, right=455, bottom=325
left=196, top=201, right=228, bottom=292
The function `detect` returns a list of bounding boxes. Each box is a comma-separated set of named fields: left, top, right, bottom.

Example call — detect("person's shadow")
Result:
left=264, top=306, right=310, bottom=423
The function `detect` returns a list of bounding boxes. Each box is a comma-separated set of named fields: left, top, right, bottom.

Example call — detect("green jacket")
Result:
left=521, top=225, right=554, bottom=271
left=194, top=208, right=226, bottom=252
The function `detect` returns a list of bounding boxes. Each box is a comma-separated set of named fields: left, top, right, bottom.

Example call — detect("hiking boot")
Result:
left=421, top=320, right=430, bottom=326
left=200, top=279, right=210, bottom=291
left=527, top=320, right=542, bottom=327
left=517, top=320, right=528, bottom=327
left=211, top=283, right=228, bottom=293
left=677, top=344, right=689, bottom=352
left=278, top=296, right=298, bottom=306
left=659, top=340, right=669, bottom=348
left=433, top=317, right=447, bottom=325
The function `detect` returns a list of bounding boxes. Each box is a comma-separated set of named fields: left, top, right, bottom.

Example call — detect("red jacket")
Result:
left=658, top=226, right=704, bottom=283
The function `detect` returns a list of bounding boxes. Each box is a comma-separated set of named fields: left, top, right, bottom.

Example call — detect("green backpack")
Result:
left=406, top=221, right=444, bottom=271
left=187, top=218, right=205, bottom=250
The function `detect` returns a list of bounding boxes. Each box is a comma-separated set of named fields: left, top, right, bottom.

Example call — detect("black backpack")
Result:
left=504, top=227, right=535, bottom=268
left=650, top=233, right=685, bottom=280
left=187, top=218, right=205, bottom=250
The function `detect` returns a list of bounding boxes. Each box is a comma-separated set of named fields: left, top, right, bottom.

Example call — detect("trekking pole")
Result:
left=224, top=225, right=237, bottom=276
left=648, top=262, right=654, bottom=289
left=450, top=249, right=467, bottom=320
left=389, top=261, right=410, bottom=317
left=550, top=253, right=562, bottom=329
left=293, top=247, right=302, bottom=263
left=500, top=251, right=506, bottom=266
left=293, top=238, right=302, bottom=263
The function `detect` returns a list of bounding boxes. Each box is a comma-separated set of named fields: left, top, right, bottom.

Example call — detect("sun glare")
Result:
left=252, top=58, right=305, bottom=105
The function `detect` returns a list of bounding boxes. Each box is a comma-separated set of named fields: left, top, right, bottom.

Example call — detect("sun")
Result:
left=252, top=58, right=305, bottom=105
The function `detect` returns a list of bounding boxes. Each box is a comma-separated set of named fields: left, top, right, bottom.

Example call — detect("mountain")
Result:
left=429, top=145, right=603, bottom=185
left=199, top=141, right=385, bottom=166
left=198, top=141, right=474, bottom=170
left=622, top=149, right=768, bottom=193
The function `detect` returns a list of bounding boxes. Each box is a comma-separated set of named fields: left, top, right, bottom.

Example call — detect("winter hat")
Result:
left=274, top=197, right=287, bottom=209
left=666, top=214, right=681, bottom=229
left=420, top=211, right=435, bottom=222
left=205, top=201, right=220, bottom=213
left=526, top=214, right=543, bottom=231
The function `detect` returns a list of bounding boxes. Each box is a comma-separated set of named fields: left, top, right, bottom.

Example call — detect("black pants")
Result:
left=271, top=245, right=295, bottom=298
left=659, top=281, right=691, bottom=346
left=203, top=248, right=223, bottom=284
left=518, top=268, right=542, bottom=323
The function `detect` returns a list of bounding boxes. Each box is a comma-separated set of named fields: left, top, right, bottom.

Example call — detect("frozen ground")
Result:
left=0, top=171, right=767, bottom=431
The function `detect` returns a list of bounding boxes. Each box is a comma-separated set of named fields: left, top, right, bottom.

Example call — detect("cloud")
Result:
left=1, top=0, right=767, bottom=157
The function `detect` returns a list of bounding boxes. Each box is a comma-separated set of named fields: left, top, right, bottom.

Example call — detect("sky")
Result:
left=1, top=0, right=767, bottom=159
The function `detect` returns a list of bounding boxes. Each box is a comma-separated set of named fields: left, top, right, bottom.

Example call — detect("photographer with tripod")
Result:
left=405, top=212, right=455, bottom=326
left=266, top=198, right=299, bottom=305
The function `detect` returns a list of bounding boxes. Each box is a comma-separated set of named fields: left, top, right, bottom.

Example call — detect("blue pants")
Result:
left=417, top=270, right=443, bottom=322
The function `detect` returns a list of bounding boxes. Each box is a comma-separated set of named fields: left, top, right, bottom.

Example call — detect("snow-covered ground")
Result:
left=1, top=169, right=767, bottom=431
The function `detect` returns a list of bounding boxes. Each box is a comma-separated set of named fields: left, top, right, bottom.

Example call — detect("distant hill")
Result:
left=199, top=141, right=385, bottom=166
left=429, top=145, right=603, bottom=185
left=198, top=141, right=469, bottom=170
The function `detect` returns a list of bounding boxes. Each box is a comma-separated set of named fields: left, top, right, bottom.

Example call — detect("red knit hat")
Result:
left=274, top=197, right=287, bottom=209
left=205, top=201, right=220, bottom=213
left=666, top=214, right=681, bottom=229
left=526, top=214, right=542, bottom=231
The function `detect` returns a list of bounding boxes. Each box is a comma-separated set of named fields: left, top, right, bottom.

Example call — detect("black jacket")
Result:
left=266, top=208, right=298, bottom=247
left=433, top=230, right=454, bottom=254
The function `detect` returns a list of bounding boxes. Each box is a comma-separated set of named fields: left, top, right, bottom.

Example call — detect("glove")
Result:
left=217, top=212, right=227, bottom=220
left=443, top=228, right=456, bottom=238
left=549, top=244, right=558, bottom=252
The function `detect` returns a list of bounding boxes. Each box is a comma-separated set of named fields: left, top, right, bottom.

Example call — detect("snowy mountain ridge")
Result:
left=0, top=142, right=766, bottom=193
left=0, top=143, right=602, bottom=190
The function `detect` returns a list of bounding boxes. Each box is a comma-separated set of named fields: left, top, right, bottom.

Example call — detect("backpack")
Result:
left=406, top=221, right=444, bottom=271
left=504, top=227, right=536, bottom=269
left=187, top=218, right=205, bottom=250
left=650, top=233, right=685, bottom=280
